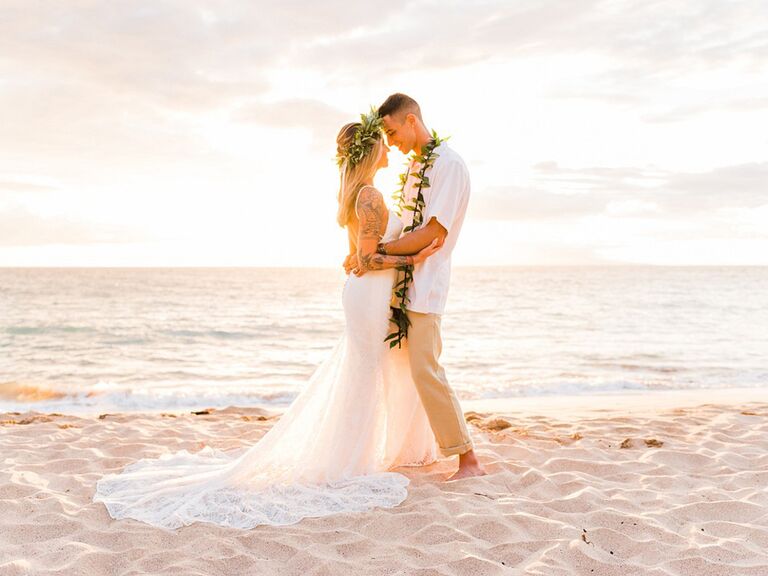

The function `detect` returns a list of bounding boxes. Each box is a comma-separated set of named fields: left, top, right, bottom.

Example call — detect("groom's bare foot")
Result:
left=446, top=448, right=487, bottom=481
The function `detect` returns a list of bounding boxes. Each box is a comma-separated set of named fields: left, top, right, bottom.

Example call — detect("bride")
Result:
left=92, top=111, right=442, bottom=530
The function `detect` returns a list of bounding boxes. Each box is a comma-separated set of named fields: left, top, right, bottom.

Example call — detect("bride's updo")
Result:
left=336, top=122, right=385, bottom=227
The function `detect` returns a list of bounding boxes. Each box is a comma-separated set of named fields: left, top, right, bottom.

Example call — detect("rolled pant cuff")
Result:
left=439, top=439, right=474, bottom=457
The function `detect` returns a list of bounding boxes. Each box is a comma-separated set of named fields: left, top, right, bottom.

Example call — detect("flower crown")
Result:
left=336, top=106, right=384, bottom=168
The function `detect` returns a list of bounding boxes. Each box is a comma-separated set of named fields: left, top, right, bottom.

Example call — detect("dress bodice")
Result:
left=382, top=209, right=403, bottom=243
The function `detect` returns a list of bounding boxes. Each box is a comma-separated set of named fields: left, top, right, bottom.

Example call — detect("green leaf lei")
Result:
left=385, top=130, right=447, bottom=349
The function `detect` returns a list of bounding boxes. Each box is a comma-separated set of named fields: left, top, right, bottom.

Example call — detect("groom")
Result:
left=350, top=93, right=486, bottom=481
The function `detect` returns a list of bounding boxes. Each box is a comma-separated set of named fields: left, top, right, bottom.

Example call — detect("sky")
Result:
left=1, top=0, right=767, bottom=267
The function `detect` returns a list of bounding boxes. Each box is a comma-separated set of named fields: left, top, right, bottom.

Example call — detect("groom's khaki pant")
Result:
left=406, top=311, right=473, bottom=457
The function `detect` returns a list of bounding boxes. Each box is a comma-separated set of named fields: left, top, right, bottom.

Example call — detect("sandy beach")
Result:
left=2, top=388, right=768, bottom=576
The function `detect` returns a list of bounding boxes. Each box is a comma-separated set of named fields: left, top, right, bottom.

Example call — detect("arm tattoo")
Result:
left=357, top=186, right=414, bottom=272
left=361, top=253, right=411, bottom=271
left=357, top=187, right=385, bottom=239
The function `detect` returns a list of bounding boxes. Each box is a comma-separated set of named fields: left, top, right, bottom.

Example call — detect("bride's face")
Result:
left=375, top=141, right=390, bottom=170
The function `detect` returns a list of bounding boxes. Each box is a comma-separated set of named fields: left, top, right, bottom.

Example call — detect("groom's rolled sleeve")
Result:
left=423, top=160, right=469, bottom=236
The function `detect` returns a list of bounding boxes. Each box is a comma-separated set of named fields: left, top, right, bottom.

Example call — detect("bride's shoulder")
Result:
left=356, top=184, right=385, bottom=205
left=358, top=183, right=382, bottom=195
left=355, top=185, right=386, bottom=219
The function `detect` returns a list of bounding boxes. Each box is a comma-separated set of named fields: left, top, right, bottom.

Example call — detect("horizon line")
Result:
left=2, top=264, right=767, bottom=270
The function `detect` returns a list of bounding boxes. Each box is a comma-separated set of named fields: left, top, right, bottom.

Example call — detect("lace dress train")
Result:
left=93, top=213, right=437, bottom=530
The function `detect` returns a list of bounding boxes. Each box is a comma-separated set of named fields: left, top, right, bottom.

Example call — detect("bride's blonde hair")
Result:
left=336, top=122, right=384, bottom=227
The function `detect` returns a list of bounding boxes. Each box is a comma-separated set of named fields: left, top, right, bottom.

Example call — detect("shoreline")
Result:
left=2, top=385, right=766, bottom=420
left=465, top=385, right=768, bottom=418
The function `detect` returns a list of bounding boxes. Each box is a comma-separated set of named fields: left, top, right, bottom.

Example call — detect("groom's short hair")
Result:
left=378, top=93, right=423, bottom=122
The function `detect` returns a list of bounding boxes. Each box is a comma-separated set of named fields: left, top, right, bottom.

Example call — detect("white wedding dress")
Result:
left=93, top=210, right=438, bottom=530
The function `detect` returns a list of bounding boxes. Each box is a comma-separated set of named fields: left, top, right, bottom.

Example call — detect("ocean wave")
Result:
left=3, top=267, right=767, bottom=415
left=156, top=326, right=324, bottom=340
left=0, top=381, right=70, bottom=402
left=585, top=362, right=685, bottom=374
left=0, top=380, right=298, bottom=414
left=5, top=325, right=97, bottom=335
left=160, top=329, right=257, bottom=340
left=102, top=338, right=153, bottom=346
left=473, top=380, right=652, bottom=399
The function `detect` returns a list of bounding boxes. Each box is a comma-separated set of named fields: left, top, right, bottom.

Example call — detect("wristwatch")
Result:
left=376, top=242, right=387, bottom=255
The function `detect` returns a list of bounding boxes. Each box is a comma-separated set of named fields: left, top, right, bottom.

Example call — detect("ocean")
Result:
left=1, top=267, right=766, bottom=414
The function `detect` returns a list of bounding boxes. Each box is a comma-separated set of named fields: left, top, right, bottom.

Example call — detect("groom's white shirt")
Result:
left=400, top=142, right=470, bottom=315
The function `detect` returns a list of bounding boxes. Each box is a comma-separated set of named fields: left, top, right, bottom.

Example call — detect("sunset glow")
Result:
left=1, top=1, right=766, bottom=266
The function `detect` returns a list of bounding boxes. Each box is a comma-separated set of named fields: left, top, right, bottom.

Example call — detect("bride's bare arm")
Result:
left=342, top=227, right=357, bottom=275
left=356, top=187, right=411, bottom=272
left=356, top=187, right=439, bottom=274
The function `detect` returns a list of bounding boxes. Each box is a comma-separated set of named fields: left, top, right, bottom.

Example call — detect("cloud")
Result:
left=233, top=99, right=350, bottom=146
left=296, top=0, right=767, bottom=78
left=0, top=180, right=58, bottom=193
left=2, top=0, right=764, bottom=155
left=470, top=162, right=768, bottom=221
left=0, top=205, right=145, bottom=247
left=2, top=0, right=765, bottom=124
left=0, top=0, right=416, bottom=111
left=469, top=185, right=604, bottom=220
left=0, top=1, right=765, bottom=265
left=444, top=1, right=768, bottom=119
left=0, top=1, right=422, bottom=173
left=642, top=97, right=768, bottom=123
